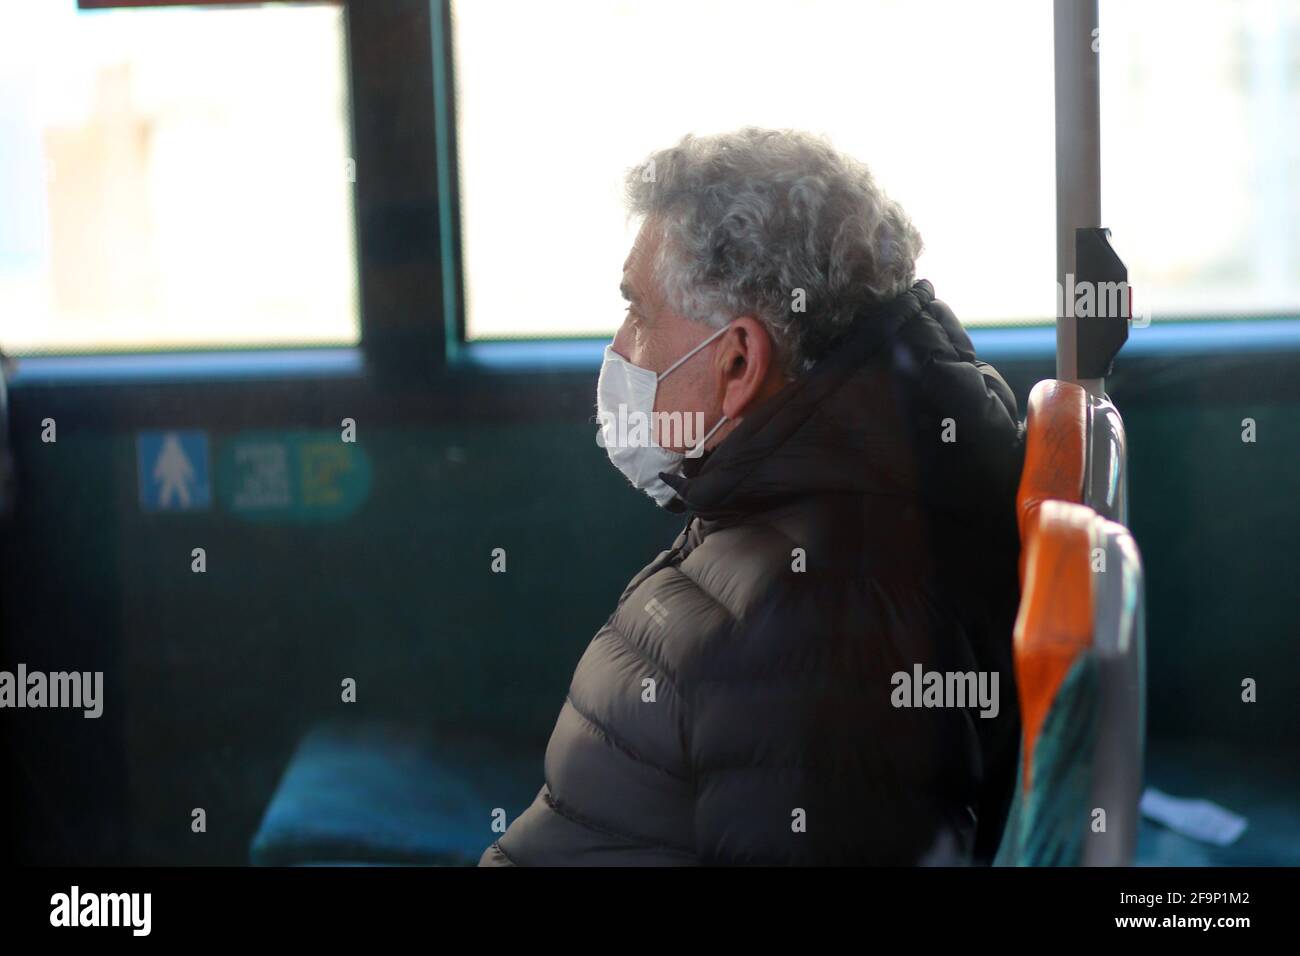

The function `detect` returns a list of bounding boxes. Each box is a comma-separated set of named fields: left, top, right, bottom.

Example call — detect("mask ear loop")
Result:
left=658, top=321, right=733, bottom=459
left=684, top=413, right=728, bottom=459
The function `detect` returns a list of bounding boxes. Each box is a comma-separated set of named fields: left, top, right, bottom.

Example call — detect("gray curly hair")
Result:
left=624, top=127, right=923, bottom=375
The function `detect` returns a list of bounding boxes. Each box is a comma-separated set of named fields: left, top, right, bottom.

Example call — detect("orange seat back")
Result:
left=997, top=380, right=1144, bottom=866
left=1013, top=499, right=1095, bottom=791
left=1017, top=380, right=1088, bottom=581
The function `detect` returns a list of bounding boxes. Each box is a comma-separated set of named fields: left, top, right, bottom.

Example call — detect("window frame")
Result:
left=8, top=0, right=1300, bottom=391
left=7, top=0, right=413, bottom=385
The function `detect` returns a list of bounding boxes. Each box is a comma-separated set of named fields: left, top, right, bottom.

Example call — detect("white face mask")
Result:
left=595, top=324, right=732, bottom=506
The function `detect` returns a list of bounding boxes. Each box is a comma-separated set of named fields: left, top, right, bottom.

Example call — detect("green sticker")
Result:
left=217, top=431, right=371, bottom=523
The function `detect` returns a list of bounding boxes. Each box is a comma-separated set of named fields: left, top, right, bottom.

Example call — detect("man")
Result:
left=480, top=128, right=1025, bottom=866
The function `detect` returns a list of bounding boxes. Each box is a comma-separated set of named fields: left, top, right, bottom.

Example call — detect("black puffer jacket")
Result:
left=480, top=280, right=1024, bottom=865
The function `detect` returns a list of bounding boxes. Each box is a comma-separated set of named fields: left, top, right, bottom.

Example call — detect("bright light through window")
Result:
left=0, top=1, right=358, bottom=355
left=451, top=0, right=1057, bottom=340
left=452, top=0, right=1300, bottom=341
left=1100, top=0, right=1300, bottom=318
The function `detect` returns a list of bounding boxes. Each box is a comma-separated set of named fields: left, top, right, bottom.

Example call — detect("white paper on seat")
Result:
left=1140, top=787, right=1248, bottom=846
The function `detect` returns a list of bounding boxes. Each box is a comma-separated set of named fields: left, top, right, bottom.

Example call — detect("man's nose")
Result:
left=611, top=321, right=635, bottom=361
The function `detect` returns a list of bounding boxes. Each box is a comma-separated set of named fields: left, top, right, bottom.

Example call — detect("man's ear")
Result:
left=715, top=316, right=784, bottom=419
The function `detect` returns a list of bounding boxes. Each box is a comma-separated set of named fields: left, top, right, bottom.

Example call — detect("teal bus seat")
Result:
left=250, top=721, right=537, bottom=866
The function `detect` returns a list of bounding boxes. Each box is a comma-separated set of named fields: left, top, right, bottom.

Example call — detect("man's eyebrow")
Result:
left=619, top=280, right=638, bottom=303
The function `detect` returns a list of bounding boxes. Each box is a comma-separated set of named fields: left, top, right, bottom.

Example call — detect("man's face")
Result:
left=613, top=219, right=724, bottom=452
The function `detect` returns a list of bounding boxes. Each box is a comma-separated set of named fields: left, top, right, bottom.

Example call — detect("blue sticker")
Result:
left=137, top=431, right=212, bottom=512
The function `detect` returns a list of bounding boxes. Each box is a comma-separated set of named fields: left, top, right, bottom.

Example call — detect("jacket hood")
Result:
left=660, top=280, right=1025, bottom=533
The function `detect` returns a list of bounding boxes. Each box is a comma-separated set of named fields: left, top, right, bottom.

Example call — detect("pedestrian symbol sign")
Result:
left=137, top=431, right=212, bottom=512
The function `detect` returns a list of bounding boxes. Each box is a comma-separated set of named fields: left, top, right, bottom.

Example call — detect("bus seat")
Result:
left=249, top=721, right=537, bottom=866
left=1016, top=378, right=1130, bottom=562
left=1086, top=516, right=1145, bottom=863
left=1017, top=380, right=1087, bottom=581
left=995, top=499, right=1146, bottom=865
left=1085, top=393, right=1128, bottom=524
